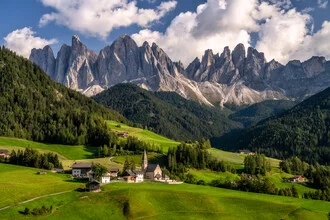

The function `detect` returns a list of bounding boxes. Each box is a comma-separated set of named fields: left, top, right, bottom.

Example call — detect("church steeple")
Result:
left=142, top=149, right=148, bottom=171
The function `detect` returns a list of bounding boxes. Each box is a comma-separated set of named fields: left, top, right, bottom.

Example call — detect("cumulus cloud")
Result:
left=4, top=27, right=57, bottom=58
left=317, top=0, right=328, bottom=9
left=132, top=0, right=330, bottom=65
left=291, top=21, right=330, bottom=61
left=133, top=0, right=258, bottom=65
left=255, top=5, right=312, bottom=63
left=39, top=0, right=177, bottom=39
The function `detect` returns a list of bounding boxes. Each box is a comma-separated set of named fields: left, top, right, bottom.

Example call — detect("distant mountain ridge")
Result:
left=214, top=87, right=330, bottom=164
left=30, top=35, right=330, bottom=106
left=93, top=84, right=241, bottom=141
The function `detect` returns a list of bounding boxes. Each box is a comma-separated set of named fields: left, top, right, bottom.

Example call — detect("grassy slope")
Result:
left=0, top=137, right=97, bottom=160
left=107, top=120, right=180, bottom=152
left=0, top=182, right=328, bottom=220
left=0, top=164, right=84, bottom=208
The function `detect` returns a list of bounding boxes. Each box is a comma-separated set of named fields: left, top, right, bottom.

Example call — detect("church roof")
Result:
left=146, top=164, right=159, bottom=172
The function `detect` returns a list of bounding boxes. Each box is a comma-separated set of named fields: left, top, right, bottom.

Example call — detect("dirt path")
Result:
left=0, top=190, right=72, bottom=212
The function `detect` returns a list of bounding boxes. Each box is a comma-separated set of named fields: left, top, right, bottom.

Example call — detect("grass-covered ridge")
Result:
left=107, top=120, right=180, bottom=152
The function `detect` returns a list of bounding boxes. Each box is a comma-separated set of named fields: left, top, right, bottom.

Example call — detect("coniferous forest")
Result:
left=214, top=87, right=330, bottom=165
left=0, top=47, right=127, bottom=146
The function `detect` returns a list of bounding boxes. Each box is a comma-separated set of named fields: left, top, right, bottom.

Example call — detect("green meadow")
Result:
left=0, top=164, right=83, bottom=208
left=0, top=182, right=329, bottom=220
left=107, top=121, right=180, bottom=152
left=0, top=137, right=97, bottom=160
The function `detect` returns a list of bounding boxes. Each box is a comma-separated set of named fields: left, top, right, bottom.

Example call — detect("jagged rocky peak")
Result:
left=232, top=43, right=246, bottom=68
left=247, top=47, right=266, bottom=63
left=29, top=45, right=56, bottom=79
left=302, top=56, right=326, bottom=78
left=201, top=49, right=214, bottom=68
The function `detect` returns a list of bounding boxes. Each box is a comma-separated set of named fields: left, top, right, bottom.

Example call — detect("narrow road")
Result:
left=0, top=190, right=72, bottom=212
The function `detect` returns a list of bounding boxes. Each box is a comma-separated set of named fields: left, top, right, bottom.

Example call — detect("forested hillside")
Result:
left=0, top=47, right=127, bottom=146
left=93, top=84, right=241, bottom=141
left=229, top=100, right=296, bottom=127
left=215, top=87, right=330, bottom=164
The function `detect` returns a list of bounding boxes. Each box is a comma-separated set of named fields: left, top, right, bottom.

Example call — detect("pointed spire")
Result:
left=142, top=149, right=148, bottom=171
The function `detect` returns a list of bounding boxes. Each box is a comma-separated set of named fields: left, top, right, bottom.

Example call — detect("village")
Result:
left=71, top=150, right=180, bottom=192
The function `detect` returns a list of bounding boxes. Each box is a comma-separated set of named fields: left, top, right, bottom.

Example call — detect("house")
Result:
left=111, top=131, right=129, bottom=138
left=141, top=150, right=162, bottom=180
left=0, top=149, right=9, bottom=158
left=72, top=162, right=92, bottom=178
left=109, top=168, right=119, bottom=177
left=290, top=175, right=305, bottom=183
left=101, top=173, right=111, bottom=184
left=86, top=180, right=101, bottom=192
left=123, top=170, right=144, bottom=183
left=239, top=150, right=255, bottom=155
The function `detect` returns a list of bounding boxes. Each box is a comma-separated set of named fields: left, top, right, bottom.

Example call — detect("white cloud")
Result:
left=255, top=5, right=312, bottom=63
left=132, top=0, right=330, bottom=65
left=133, top=0, right=258, bottom=65
left=39, top=0, right=177, bottom=39
left=317, top=0, right=328, bottom=9
left=3, top=27, right=57, bottom=58
left=291, top=21, right=330, bottom=61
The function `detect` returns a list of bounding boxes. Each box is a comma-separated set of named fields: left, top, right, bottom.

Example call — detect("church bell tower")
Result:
left=142, top=149, right=148, bottom=171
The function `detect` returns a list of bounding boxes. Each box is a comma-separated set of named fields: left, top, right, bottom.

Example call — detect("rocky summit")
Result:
left=30, top=35, right=330, bottom=106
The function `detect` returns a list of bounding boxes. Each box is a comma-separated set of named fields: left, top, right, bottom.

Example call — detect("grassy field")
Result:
left=208, top=148, right=281, bottom=169
left=0, top=182, right=328, bottom=220
left=0, top=137, right=97, bottom=160
left=0, top=164, right=83, bottom=208
left=188, top=169, right=239, bottom=183
left=107, top=121, right=180, bottom=152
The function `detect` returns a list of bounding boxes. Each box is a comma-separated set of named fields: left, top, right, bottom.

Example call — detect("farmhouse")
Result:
left=239, top=149, right=255, bottom=155
left=290, top=175, right=305, bottom=183
left=72, top=162, right=92, bottom=178
left=0, top=149, right=9, bottom=158
left=109, top=168, right=119, bottom=177
left=142, top=150, right=162, bottom=180
left=123, top=170, right=144, bottom=183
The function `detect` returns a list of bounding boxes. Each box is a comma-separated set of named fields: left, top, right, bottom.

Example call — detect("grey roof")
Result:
left=0, top=149, right=9, bottom=154
left=125, top=170, right=135, bottom=176
left=72, top=162, right=92, bottom=169
left=109, top=168, right=119, bottom=172
left=155, top=173, right=162, bottom=178
left=146, top=164, right=159, bottom=172
left=133, top=170, right=144, bottom=175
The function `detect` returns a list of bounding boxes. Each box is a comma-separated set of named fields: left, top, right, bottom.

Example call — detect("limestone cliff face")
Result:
left=30, top=35, right=330, bottom=106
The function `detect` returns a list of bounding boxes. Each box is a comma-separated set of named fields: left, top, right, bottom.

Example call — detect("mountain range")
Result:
left=30, top=35, right=330, bottom=106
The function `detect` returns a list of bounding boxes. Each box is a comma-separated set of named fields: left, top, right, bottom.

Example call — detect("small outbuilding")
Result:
left=86, top=180, right=101, bottom=192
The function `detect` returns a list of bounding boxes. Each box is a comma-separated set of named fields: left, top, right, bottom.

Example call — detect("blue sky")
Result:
left=1, top=0, right=330, bottom=65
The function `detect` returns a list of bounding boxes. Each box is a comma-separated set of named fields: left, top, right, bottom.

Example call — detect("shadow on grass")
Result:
left=82, top=146, right=99, bottom=159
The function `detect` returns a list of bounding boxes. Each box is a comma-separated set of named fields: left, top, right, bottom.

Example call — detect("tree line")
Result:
left=167, top=142, right=235, bottom=178
left=6, top=147, right=62, bottom=170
